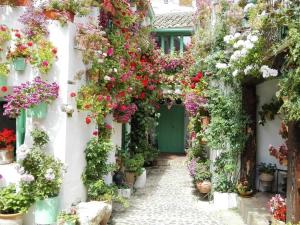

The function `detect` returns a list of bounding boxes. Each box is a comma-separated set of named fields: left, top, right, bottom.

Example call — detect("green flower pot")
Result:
left=0, top=75, right=7, bottom=87
left=27, top=103, right=48, bottom=119
left=64, top=222, right=76, bottom=225
left=35, top=197, right=59, bottom=224
left=13, top=57, right=26, bottom=71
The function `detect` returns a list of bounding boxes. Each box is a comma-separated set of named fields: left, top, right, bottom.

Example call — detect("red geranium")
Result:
left=0, top=128, right=16, bottom=148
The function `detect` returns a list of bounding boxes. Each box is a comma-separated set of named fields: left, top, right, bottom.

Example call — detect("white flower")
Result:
left=15, top=164, right=25, bottom=175
left=234, top=33, right=241, bottom=39
left=241, top=48, right=248, bottom=56
left=224, top=35, right=234, bottom=43
left=244, top=40, right=254, bottom=49
left=45, top=168, right=55, bottom=181
left=174, top=89, right=181, bottom=94
left=260, top=65, right=278, bottom=78
left=233, top=70, right=239, bottom=77
left=244, top=3, right=255, bottom=13
left=113, top=68, right=118, bottom=73
left=17, top=144, right=30, bottom=161
left=216, top=63, right=228, bottom=69
left=244, top=65, right=254, bottom=75
left=20, top=173, right=35, bottom=183
left=233, top=40, right=245, bottom=49
left=104, top=76, right=111, bottom=81
left=248, top=34, right=259, bottom=43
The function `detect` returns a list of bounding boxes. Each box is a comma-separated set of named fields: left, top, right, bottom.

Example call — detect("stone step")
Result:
left=237, top=192, right=271, bottom=225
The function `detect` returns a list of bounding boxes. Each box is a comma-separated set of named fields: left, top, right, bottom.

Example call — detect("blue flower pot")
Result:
left=13, top=57, right=26, bottom=71
left=0, top=75, right=7, bottom=87
left=27, top=103, right=48, bottom=119
left=35, top=197, right=59, bottom=224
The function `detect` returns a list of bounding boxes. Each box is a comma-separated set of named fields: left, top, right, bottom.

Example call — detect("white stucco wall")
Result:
left=0, top=6, right=120, bottom=224
left=256, top=79, right=287, bottom=191
left=151, top=0, right=196, bottom=14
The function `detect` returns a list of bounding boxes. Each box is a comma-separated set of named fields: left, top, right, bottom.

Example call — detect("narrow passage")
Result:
left=110, top=156, right=244, bottom=225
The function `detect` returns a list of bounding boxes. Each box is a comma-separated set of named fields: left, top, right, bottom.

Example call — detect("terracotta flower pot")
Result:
left=0, top=212, right=23, bottom=225
left=0, top=145, right=14, bottom=165
left=196, top=181, right=212, bottom=194
left=43, top=10, right=61, bottom=20
left=125, top=171, right=135, bottom=187
left=238, top=190, right=253, bottom=198
left=14, top=0, right=29, bottom=6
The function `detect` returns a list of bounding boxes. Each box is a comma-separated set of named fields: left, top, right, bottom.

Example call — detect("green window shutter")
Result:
left=16, top=110, right=26, bottom=147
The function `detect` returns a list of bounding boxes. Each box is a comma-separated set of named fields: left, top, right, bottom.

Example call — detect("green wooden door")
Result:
left=157, top=105, right=185, bottom=153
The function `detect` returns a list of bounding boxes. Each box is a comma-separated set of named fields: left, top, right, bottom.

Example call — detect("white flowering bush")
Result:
left=18, top=129, right=64, bottom=201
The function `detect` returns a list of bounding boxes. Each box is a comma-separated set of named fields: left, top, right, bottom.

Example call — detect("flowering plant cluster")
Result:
left=6, top=31, right=32, bottom=60
left=0, top=128, right=16, bottom=148
left=268, top=194, right=286, bottom=222
left=236, top=178, right=251, bottom=194
left=160, top=55, right=185, bottom=75
left=18, top=129, right=64, bottom=200
left=113, top=103, right=138, bottom=124
left=30, top=39, right=57, bottom=74
left=0, top=24, right=11, bottom=45
left=184, top=92, right=207, bottom=116
left=4, top=76, right=59, bottom=118
left=0, top=62, right=10, bottom=76
left=19, top=8, right=49, bottom=39
left=269, top=143, right=288, bottom=166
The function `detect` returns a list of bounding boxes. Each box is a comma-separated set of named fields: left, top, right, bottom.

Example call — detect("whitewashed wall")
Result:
left=0, top=6, right=120, bottom=225
left=256, top=79, right=287, bottom=190
left=151, top=0, right=196, bottom=14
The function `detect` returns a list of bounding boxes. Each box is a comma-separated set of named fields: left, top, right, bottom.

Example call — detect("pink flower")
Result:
left=70, top=92, right=76, bottom=97
left=97, top=95, right=103, bottom=101
left=107, top=48, right=114, bottom=57
left=106, top=96, right=111, bottom=101
left=42, top=61, right=49, bottom=67
left=105, top=123, right=112, bottom=130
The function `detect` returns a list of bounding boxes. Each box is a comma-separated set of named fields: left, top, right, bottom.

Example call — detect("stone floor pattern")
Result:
left=110, top=156, right=245, bottom=225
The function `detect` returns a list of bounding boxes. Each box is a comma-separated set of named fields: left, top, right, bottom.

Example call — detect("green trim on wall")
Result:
left=180, top=36, right=184, bottom=55
left=154, top=27, right=194, bottom=36
left=170, top=36, right=174, bottom=55
left=160, top=36, right=165, bottom=54
left=16, top=110, right=26, bottom=148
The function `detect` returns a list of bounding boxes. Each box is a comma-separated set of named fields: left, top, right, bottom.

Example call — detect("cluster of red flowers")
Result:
left=189, top=72, right=203, bottom=89
left=269, top=142, right=288, bottom=165
left=268, top=194, right=286, bottom=222
left=0, top=128, right=16, bottom=148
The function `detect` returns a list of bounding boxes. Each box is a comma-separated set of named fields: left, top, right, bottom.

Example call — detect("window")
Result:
left=179, top=0, right=192, bottom=7
left=157, top=35, right=192, bottom=54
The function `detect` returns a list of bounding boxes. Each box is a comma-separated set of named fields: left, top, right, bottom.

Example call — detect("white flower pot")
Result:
left=134, top=168, right=146, bottom=189
left=118, top=188, right=131, bottom=199
left=213, top=192, right=237, bottom=209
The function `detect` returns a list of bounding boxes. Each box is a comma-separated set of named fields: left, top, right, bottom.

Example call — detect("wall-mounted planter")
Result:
left=43, top=10, right=75, bottom=22
left=213, top=192, right=237, bottom=209
left=27, top=103, right=48, bottom=119
left=0, top=145, right=14, bottom=165
left=35, top=196, right=59, bottom=224
left=0, top=76, right=7, bottom=87
left=12, top=58, right=26, bottom=71
left=134, top=168, right=146, bottom=189
left=0, top=212, right=23, bottom=225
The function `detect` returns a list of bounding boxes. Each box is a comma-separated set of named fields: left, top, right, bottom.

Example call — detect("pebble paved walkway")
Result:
left=110, top=156, right=245, bottom=225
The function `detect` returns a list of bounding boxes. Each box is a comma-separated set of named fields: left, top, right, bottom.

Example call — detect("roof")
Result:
left=153, top=12, right=194, bottom=30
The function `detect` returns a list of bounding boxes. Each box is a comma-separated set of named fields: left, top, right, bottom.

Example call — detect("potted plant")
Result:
left=30, top=39, right=57, bottom=74
left=236, top=178, right=253, bottom=197
left=123, top=153, right=144, bottom=187
left=6, top=31, right=31, bottom=71
left=259, top=162, right=276, bottom=189
left=268, top=194, right=286, bottom=225
left=194, top=161, right=212, bottom=194
left=117, top=184, right=131, bottom=199
left=43, top=0, right=89, bottom=24
left=58, top=207, right=79, bottom=225
left=0, top=24, right=11, bottom=45
left=0, top=62, right=10, bottom=88
left=20, top=129, right=64, bottom=225
left=0, top=184, right=32, bottom=225
left=3, top=76, right=59, bottom=119
left=0, top=128, right=16, bottom=164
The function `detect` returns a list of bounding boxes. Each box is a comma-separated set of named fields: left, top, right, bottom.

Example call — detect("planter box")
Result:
left=214, top=192, right=237, bottom=209
left=12, top=58, right=26, bottom=71
left=35, top=196, right=59, bottom=224
left=134, top=168, right=146, bottom=189
left=118, top=188, right=131, bottom=199
left=0, top=212, right=23, bottom=225
left=27, top=103, right=48, bottom=119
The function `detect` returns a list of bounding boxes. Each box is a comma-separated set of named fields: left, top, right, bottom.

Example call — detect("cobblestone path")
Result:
left=110, top=156, right=244, bottom=225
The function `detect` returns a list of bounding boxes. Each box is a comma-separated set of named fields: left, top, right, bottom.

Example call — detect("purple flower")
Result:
left=184, top=93, right=207, bottom=116
left=20, top=173, right=35, bottom=183
left=45, top=168, right=55, bottom=181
